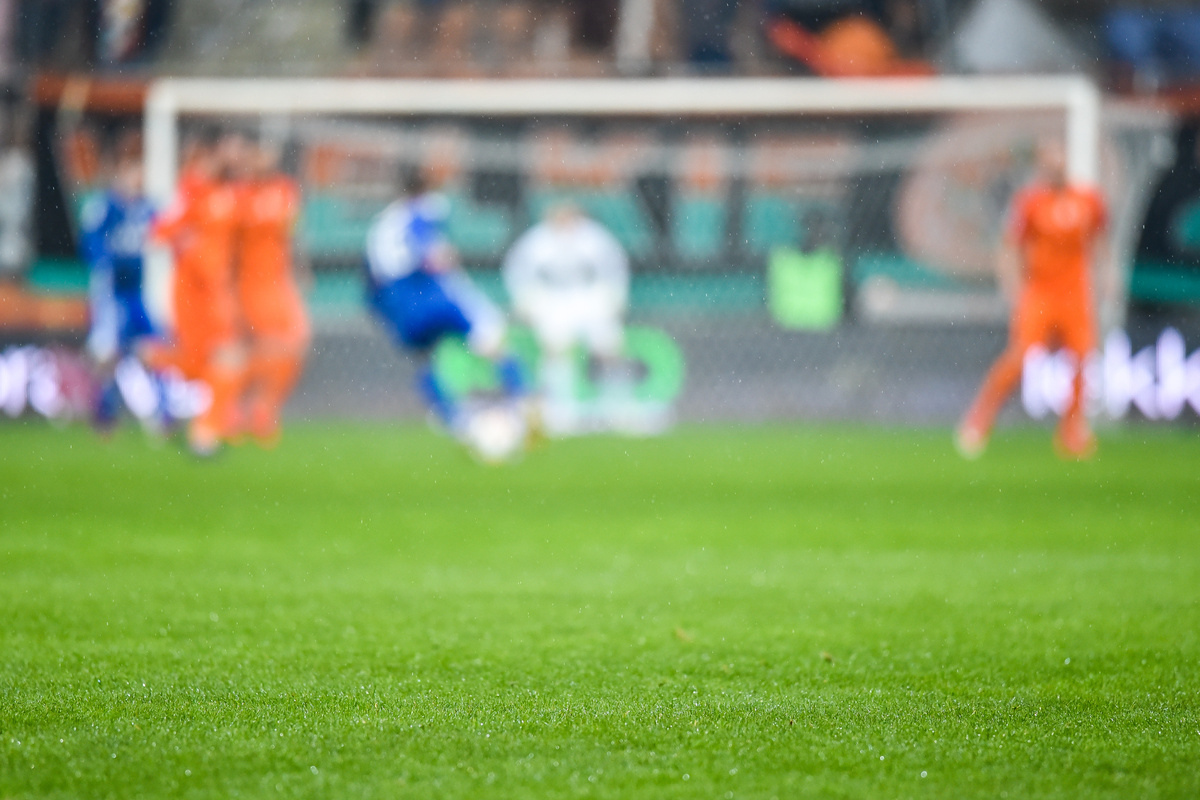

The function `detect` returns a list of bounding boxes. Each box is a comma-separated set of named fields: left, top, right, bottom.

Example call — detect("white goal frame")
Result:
left=144, top=76, right=1101, bottom=205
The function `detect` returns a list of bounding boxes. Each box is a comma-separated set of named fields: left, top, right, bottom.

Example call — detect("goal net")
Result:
left=140, top=77, right=1170, bottom=423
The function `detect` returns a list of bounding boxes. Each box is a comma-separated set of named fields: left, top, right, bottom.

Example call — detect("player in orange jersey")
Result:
left=233, top=139, right=311, bottom=446
left=956, top=138, right=1109, bottom=460
left=145, top=130, right=245, bottom=456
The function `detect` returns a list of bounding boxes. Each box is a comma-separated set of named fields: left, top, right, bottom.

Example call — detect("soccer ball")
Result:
left=464, top=404, right=527, bottom=464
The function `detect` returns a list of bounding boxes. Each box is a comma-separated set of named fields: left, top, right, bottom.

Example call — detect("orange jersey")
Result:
left=152, top=169, right=240, bottom=353
left=1007, top=183, right=1107, bottom=292
left=148, top=168, right=204, bottom=253
left=153, top=169, right=239, bottom=291
left=236, top=175, right=309, bottom=343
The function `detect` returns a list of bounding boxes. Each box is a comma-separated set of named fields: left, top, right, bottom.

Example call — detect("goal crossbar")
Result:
left=144, top=75, right=1101, bottom=202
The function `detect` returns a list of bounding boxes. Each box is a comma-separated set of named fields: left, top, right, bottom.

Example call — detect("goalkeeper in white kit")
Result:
left=503, top=203, right=630, bottom=434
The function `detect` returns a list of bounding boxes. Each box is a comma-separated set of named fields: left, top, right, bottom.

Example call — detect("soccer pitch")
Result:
left=1, top=424, right=1197, bottom=799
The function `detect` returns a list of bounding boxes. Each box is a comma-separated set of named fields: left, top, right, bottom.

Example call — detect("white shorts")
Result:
left=525, top=292, right=624, bottom=357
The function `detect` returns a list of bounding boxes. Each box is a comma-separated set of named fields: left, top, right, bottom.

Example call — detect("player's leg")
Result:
left=957, top=294, right=1048, bottom=456
left=1053, top=305, right=1098, bottom=459
left=416, top=356, right=458, bottom=426
left=183, top=289, right=247, bottom=454
left=245, top=301, right=311, bottom=446
left=244, top=340, right=303, bottom=445
left=586, top=313, right=626, bottom=382
left=90, top=365, right=122, bottom=433
left=371, top=273, right=473, bottom=428
left=443, top=272, right=527, bottom=401
left=584, top=311, right=633, bottom=431
left=143, top=280, right=208, bottom=381
left=86, top=269, right=122, bottom=433
left=147, top=329, right=217, bottom=453
left=189, top=339, right=246, bottom=455
left=120, top=290, right=174, bottom=435
left=92, top=288, right=162, bottom=435
left=530, top=310, right=581, bottom=433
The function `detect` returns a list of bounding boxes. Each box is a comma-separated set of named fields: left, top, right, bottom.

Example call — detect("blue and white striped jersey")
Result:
left=365, top=193, right=452, bottom=285
left=79, top=190, right=155, bottom=288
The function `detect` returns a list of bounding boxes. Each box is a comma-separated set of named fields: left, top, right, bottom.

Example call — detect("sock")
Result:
left=93, top=379, right=121, bottom=429
left=497, top=355, right=527, bottom=398
left=1056, top=360, right=1093, bottom=449
left=418, top=366, right=458, bottom=426
left=963, top=347, right=1024, bottom=435
left=248, top=351, right=305, bottom=443
left=148, top=371, right=172, bottom=426
left=194, top=354, right=247, bottom=444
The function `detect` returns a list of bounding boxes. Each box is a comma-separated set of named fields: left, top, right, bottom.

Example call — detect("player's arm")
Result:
left=365, top=206, right=413, bottom=284
left=148, top=191, right=192, bottom=251
left=411, top=199, right=457, bottom=275
left=425, top=237, right=458, bottom=274
left=423, top=207, right=459, bottom=275
left=501, top=231, right=537, bottom=321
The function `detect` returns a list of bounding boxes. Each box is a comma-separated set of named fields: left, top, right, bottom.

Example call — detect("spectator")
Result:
left=765, top=0, right=934, bottom=76
left=0, top=0, right=14, bottom=74
left=615, top=0, right=656, bottom=73
left=680, top=0, right=739, bottom=67
left=567, top=0, right=620, bottom=54
left=347, top=0, right=381, bottom=45
left=15, top=0, right=74, bottom=67
left=140, top=0, right=174, bottom=61
left=1107, top=7, right=1200, bottom=91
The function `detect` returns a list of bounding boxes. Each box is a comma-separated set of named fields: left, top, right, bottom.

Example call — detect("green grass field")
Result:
left=2, top=423, right=1198, bottom=799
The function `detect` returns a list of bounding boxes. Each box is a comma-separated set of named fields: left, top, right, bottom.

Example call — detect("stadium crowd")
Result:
left=5, top=0, right=1200, bottom=85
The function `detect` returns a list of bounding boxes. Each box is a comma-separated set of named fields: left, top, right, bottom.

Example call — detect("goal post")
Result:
left=137, top=74, right=1172, bottom=423
left=145, top=76, right=1102, bottom=203
left=142, top=75, right=1127, bottom=327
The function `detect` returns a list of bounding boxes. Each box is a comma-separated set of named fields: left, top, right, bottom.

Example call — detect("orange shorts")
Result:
left=167, top=284, right=240, bottom=379
left=1010, top=286, right=1095, bottom=356
left=142, top=331, right=223, bottom=382
left=242, top=284, right=310, bottom=349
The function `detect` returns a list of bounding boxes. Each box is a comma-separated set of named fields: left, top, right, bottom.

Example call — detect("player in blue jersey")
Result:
left=365, top=169, right=527, bottom=439
left=81, top=135, right=166, bottom=432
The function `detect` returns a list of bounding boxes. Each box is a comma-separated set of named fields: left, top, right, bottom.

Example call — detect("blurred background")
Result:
left=2, top=0, right=1199, bottom=428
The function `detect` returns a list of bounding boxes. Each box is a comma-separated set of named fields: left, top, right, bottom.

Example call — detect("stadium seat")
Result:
left=743, top=192, right=800, bottom=253
left=446, top=193, right=513, bottom=260
left=672, top=194, right=727, bottom=261
left=852, top=251, right=963, bottom=290
left=300, top=195, right=379, bottom=260
left=1173, top=200, right=1200, bottom=251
